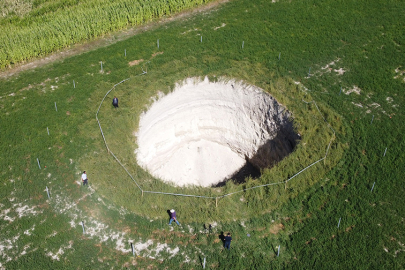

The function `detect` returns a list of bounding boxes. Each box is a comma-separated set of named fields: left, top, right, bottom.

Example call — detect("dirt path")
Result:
left=0, top=0, right=229, bottom=79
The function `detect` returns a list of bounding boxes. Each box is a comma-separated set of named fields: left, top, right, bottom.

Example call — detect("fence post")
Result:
left=46, top=186, right=50, bottom=199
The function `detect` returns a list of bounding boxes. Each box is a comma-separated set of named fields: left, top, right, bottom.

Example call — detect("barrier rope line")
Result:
left=96, top=77, right=335, bottom=203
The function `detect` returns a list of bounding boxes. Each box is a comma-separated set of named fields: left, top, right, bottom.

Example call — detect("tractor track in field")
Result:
left=0, top=0, right=229, bottom=79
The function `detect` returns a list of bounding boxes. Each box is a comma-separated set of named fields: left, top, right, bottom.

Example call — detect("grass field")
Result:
left=1, top=0, right=405, bottom=268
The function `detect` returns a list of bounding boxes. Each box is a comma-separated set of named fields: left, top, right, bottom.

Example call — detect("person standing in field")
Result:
left=112, top=96, right=119, bottom=108
left=169, top=209, right=180, bottom=226
left=224, top=232, right=232, bottom=250
left=81, top=171, right=88, bottom=186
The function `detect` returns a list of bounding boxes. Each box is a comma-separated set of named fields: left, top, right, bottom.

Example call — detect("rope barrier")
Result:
left=96, top=76, right=335, bottom=202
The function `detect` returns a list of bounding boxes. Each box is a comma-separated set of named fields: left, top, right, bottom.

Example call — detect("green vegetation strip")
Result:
left=0, top=0, right=214, bottom=68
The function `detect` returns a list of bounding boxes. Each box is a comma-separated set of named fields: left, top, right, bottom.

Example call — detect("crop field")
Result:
left=1, top=0, right=405, bottom=269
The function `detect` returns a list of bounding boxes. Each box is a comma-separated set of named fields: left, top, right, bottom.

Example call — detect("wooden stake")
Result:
left=46, top=186, right=50, bottom=199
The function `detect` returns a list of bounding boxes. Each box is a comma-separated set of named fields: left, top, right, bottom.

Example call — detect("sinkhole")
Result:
left=135, top=78, right=299, bottom=187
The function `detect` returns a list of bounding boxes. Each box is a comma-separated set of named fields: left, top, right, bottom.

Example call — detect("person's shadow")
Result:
left=166, top=210, right=171, bottom=223
left=218, top=231, right=225, bottom=246
left=203, top=224, right=213, bottom=234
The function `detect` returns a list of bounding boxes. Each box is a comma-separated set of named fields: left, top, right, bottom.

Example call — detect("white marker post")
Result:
left=81, top=221, right=85, bottom=234
left=338, top=217, right=341, bottom=228
left=277, top=245, right=280, bottom=257
left=371, top=182, right=375, bottom=192
left=371, top=115, right=374, bottom=124
left=131, top=243, right=135, bottom=256
left=73, top=80, right=75, bottom=88
left=279, top=52, right=281, bottom=60
left=203, top=257, right=206, bottom=269
left=157, top=39, right=159, bottom=49
left=100, top=61, right=103, bottom=72
left=37, top=158, right=41, bottom=169
left=46, top=186, right=50, bottom=199
left=242, top=41, right=244, bottom=49
left=383, top=147, right=387, bottom=157
left=54, top=102, right=57, bottom=112
left=47, top=127, right=49, bottom=135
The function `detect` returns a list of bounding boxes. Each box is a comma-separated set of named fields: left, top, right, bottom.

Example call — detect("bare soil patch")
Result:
left=129, top=59, right=144, bottom=66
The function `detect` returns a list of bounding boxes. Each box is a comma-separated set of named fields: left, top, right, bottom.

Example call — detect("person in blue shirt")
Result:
left=112, top=96, right=118, bottom=108
left=224, top=233, right=232, bottom=249
left=169, top=209, right=180, bottom=226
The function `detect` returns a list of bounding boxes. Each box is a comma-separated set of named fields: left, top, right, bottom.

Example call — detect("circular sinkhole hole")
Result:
left=136, top=77, right=300, bottom=187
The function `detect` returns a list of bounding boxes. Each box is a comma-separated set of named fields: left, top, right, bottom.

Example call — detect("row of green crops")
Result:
left=0, top=0, right=212, bottom=68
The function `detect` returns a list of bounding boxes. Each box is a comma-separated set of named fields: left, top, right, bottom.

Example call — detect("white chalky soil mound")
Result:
left=136, top=77, right=298, bottom=187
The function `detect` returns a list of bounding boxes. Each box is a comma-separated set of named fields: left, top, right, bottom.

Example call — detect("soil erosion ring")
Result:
left=136, top=77, right=299, bottom=187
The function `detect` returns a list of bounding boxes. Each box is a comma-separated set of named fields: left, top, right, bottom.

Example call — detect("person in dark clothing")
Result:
left=224, top=233, right=232, bottom=249
left=168, top=209, right=180, bottom=225
left=112, top=96, right=118, bottom=108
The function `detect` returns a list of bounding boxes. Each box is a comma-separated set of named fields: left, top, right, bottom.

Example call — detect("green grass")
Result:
left=1, top=0, right=405, bottom=268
